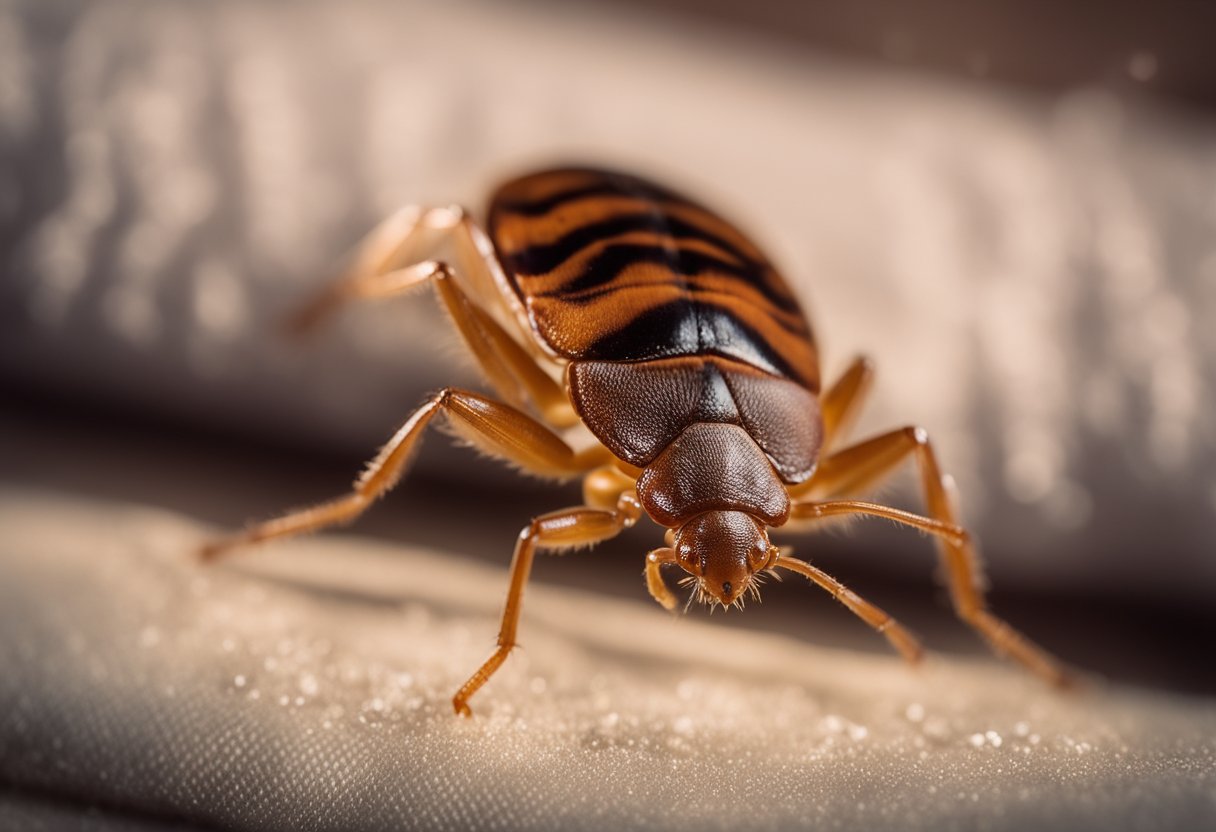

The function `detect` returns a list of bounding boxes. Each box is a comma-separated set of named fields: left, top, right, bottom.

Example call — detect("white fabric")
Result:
left=2, top=489, right=1212, bottom=830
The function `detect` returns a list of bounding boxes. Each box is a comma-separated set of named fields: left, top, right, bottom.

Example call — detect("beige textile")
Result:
left=1, top=489, right=1213, bottom=830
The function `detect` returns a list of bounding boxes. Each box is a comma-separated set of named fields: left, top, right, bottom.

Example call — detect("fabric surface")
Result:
left=2, top=488, right=1213, bottom=831
left=2, top=2, right=1214, bottom=828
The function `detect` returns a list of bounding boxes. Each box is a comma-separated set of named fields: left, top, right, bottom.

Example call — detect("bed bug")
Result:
left=201, top=167, right=1072, bottom=716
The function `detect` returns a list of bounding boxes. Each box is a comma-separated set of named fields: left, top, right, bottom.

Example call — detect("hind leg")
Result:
left=288, top=206, right=576, bottom=426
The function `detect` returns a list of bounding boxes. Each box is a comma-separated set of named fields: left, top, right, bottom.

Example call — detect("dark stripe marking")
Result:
left=581, top=300, right=807, bottom=381
left=544, top=279, right=812, bottom=336
left=505, top=212, right=756, bottom=276
left=523, top=243, right=802, bottom=316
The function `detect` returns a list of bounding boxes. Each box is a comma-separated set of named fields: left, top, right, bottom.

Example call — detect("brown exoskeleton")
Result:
left=202, top=167, right=1072, bottom=716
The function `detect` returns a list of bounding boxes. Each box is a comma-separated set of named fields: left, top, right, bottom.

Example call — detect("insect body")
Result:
left=202, top=167, right=1071, bottom=716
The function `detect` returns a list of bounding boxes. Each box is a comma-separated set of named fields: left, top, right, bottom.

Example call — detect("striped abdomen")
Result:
left=486, top=168, right=820, bottom=391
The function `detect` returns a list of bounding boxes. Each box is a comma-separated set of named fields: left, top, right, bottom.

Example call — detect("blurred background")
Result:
left=2, top=0, right=1215, bottom=693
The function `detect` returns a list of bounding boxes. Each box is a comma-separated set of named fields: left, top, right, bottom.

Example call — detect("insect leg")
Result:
left=580, top=466, right=677, bottom=610
left=789, top=499, right=969, bottom=547
left=199, top=389, right=610, bottom=561
left=286, top=205, right=462, bottom=333
left=644, top=548, right=679, bottom=611
left=794, top=427, right=1073, bottom=687
left=580, top=464, right=638, bottom=511
left=434, top=260, right=576, bottom=425
left=819, top=355, right=875, bottom=453
left=789, top=355, right=875, bottom=498
left=288, top=209, right=576, bottom=426
left=774, top=555, right=923, bottom=664
left=452, top=495, right=642, bottom=717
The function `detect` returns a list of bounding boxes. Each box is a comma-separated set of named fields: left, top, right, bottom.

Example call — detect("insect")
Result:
left=201, top=167, right=1072, bottom=715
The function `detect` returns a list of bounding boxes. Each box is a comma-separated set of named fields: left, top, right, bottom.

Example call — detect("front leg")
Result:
left=199, top=389, right=610, bottom=561
left=580, top=465, right=680, bottom=611
left=453, top=494, right=642, bottom=716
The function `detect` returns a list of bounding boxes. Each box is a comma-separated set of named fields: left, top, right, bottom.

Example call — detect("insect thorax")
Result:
left=568, top=356, right=822, bottom=528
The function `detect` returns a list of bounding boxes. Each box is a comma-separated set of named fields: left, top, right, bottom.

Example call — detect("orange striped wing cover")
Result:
left=486, top=168, right=820, bottom=392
